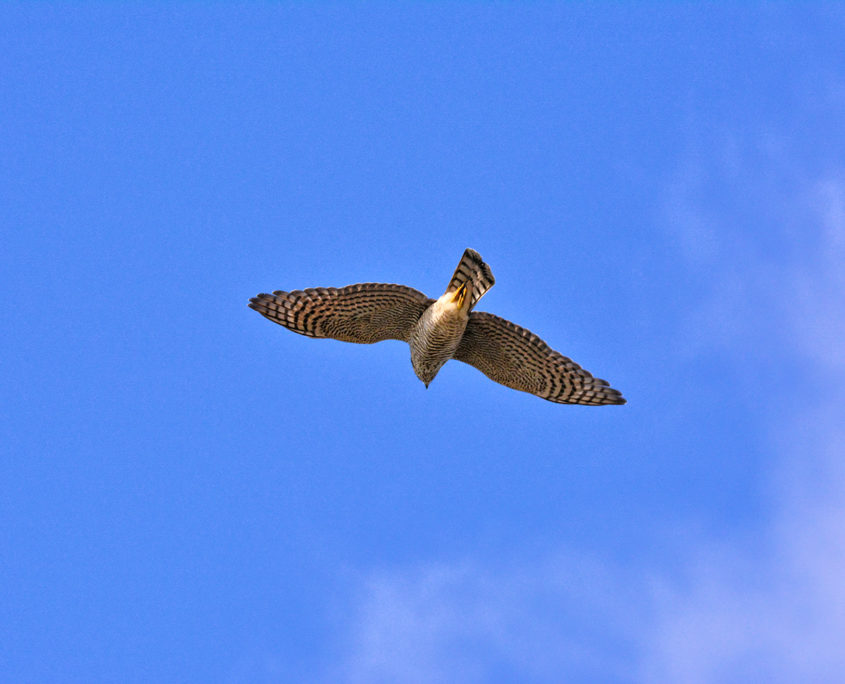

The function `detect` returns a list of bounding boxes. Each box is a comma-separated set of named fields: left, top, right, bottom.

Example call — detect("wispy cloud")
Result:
left=333, top=553, right=647, bottom=683
left=641, top=163, right=845, bottom=683
left=643, top=421, right=845, bottom=683
left=790, top=177, right=845, bottom=369
left=328, top=159, right=845, bottom=683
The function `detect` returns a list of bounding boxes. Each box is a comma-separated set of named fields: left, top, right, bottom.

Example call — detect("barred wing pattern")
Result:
left=248, top=283, right=433, bottom=344
left=455, top=312, right=626, bottom=405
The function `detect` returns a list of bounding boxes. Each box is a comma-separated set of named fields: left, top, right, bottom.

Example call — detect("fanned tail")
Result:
left=445, top=248, right=495, bottom=310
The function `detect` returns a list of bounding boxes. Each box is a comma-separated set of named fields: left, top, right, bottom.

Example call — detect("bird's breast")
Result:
left=409, top=305, right=468, bottom=380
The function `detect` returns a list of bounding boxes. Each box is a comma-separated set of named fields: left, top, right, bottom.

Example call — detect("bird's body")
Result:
left=249, top=249, right=625, bottom=405
left=410, top=295, right=469, bottom=387
left=408, top=248, right=493, bottom=386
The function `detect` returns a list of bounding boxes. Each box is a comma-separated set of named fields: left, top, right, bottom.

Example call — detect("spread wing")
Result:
left=454, top=312, right=626, bottom=405
left=248, top=283, right=433, bottom=344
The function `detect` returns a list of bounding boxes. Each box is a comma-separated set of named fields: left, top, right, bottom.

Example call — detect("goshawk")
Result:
left=249, top=249, right=625, bottom=405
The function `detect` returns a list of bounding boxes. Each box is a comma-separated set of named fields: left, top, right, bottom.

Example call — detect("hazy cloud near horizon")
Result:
left=329, top=148, right=845, bottom=684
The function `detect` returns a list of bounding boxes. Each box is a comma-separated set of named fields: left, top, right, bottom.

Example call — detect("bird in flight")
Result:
left=249, top=249, right=625, bottom=405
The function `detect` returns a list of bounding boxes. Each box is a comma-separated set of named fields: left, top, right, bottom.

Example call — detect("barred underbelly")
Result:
left=410, top=307, right=468, bottom=382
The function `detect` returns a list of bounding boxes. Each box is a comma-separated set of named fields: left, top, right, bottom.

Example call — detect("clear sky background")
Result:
left=3, top=4, right=844, bottom=683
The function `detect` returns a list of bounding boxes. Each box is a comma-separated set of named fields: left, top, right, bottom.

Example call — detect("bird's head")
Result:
left=413, top=362, right=440, bottom=388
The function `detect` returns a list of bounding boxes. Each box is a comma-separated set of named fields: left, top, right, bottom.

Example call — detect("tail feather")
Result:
left=446, top=248, right=495, bottom=309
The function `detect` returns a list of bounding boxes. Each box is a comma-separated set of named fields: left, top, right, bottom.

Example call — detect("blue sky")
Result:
left=3, top=4, right=844, bottom=683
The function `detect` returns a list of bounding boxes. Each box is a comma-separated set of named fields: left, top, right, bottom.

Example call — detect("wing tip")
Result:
left=594, top=379, right=626, bottom=405
left=248, top=292, right=271, bottom=308
left=248, top=293, right=283, bottom=320
left=589, top=384, right=626, bottom=406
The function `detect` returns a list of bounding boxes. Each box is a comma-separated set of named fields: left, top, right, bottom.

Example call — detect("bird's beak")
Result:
left=451, top=283, right=468, bottom=309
